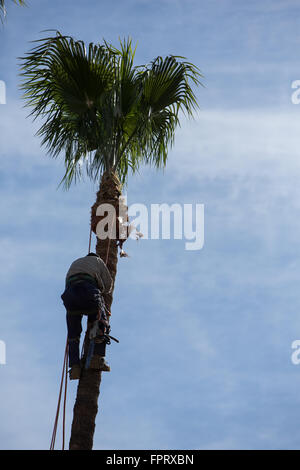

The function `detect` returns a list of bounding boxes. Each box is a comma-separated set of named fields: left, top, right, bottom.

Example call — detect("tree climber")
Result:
left=61, top=252, right=113, bottom=380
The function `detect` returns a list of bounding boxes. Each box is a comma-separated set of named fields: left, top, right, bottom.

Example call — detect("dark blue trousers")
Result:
left=61, top=280, right=107, bottom=367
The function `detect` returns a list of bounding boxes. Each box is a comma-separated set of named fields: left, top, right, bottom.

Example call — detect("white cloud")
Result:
left=169, top=109, right=300, bottom=181
left=0, top=101, right=44, bottom=164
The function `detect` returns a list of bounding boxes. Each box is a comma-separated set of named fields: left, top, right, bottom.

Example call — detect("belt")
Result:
left=66, top=273, right=98, bottom=287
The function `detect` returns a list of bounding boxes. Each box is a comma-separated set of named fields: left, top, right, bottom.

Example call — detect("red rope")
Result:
left=50, top=338, right=68, bottom=450
left=62, top=345, right=68, bottom=450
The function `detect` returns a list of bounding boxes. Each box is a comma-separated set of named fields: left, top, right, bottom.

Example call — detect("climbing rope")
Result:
left=50, top=338, right=68, bottom=450
left=62, top=343, right=68, bottom=450
left=88, top=226, right=92, bottom=254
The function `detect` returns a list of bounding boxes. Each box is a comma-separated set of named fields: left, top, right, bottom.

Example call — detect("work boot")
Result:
left=89, top=355, right=110, bottom=372
left=69, top=364, right=81, bottom=380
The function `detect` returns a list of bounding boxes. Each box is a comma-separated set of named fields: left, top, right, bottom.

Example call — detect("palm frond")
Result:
left=116, top=54, right=203, bottom=170
left=20, top=32, right=118, bottom=188
left=1, top=0, right=25, bottom=21
left=142, top=55, right=203, bottom=116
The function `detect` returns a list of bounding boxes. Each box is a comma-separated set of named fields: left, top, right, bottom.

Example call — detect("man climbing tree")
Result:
left=20, top=32, right=202, bottom=450
left=61, top=252, right=113, bottom=379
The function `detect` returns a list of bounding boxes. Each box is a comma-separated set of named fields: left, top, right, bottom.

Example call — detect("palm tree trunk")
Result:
left=69, top=171, right=122, bottom=450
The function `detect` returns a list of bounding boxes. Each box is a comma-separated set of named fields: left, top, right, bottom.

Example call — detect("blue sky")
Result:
left=1, top=0, right=300, bottom=450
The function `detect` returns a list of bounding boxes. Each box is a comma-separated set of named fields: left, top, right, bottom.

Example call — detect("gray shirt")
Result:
left=66, top=255, right=113, bottom=293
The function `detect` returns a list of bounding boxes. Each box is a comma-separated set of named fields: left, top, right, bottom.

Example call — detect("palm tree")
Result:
left=20, top=32, right=202, bottom=450
left=0, top=0, right=25, bottom=21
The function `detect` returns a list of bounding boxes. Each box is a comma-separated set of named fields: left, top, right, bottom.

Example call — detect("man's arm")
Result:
left=97, top=258, right=113, bottom=293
